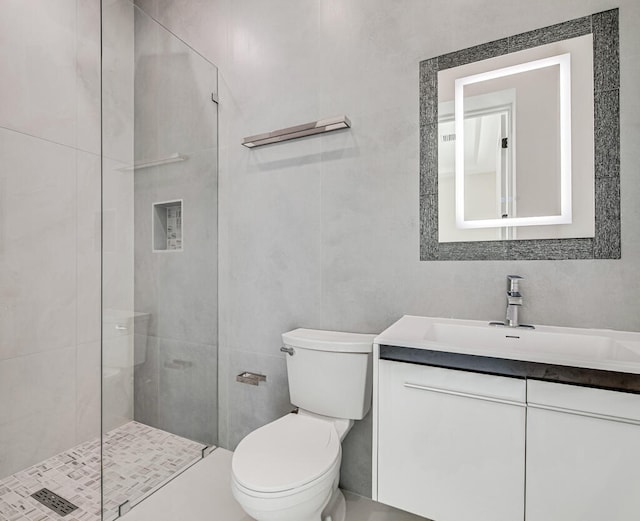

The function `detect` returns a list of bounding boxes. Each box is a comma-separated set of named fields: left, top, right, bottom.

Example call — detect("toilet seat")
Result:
left=232, top=457, right=339, bottom=502
left=232, top=413, right=341, bottom=494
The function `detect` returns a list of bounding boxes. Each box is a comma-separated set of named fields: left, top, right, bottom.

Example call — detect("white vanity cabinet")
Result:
left=526, top=380, right=640, bottom=521
left=375, top=359, right=526, bottom=521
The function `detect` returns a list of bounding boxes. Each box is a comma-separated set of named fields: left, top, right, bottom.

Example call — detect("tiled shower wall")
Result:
left=0, top=0, right=102, bottom=478
left=102, top=0, right=137, bottom=435
left=131, top=7, right=219, bottom=446
left=134, top=0, right=640, bottom=498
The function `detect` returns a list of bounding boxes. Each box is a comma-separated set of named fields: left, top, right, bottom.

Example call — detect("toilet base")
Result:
left=321, top=488, right=346, bottom=521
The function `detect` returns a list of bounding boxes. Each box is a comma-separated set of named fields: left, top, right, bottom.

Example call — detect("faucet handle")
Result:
left=507, top=274, right=523, bottom=292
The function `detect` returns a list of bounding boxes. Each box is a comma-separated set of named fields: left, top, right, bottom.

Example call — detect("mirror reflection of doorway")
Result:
left=439, top=89, right=516, bottom=240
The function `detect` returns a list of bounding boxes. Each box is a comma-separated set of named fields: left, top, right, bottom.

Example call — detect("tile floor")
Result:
left=0, top=422, right=206, bottom=521
left=102, top=422, right=205, bottom=518
left=121, top=448, right=428, bottom=521
left=1, top=428, right=425, bottom=521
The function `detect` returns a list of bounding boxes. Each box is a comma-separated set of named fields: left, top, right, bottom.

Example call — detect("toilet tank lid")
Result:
left=282, top=328, right=375, bottom=353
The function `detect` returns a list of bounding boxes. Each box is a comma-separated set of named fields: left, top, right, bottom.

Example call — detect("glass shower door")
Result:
left=0, top=2, right=102, bottom=520
left=101, top=2, right=218, bottom=518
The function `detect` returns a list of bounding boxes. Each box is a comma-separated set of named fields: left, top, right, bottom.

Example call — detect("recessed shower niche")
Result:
left=153, top=200, right=183, bottom=252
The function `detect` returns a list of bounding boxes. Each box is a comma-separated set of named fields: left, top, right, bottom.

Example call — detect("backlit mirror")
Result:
left=420, top=9, right=620, bottom=260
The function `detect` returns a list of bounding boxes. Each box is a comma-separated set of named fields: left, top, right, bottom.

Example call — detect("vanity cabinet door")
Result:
left=376, top=360, right=526, bottom=521
left=526, top=380, right=640, bottom=521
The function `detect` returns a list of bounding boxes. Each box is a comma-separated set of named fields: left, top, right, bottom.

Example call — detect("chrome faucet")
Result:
left=490, top=275, right=535, bottom=329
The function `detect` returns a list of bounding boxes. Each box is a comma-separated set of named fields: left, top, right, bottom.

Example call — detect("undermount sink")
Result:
left=375, top=315, right=640, bottom=373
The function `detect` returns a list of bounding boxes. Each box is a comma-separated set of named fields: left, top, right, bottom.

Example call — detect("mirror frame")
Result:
left=419, top=8, right=620, bottom=261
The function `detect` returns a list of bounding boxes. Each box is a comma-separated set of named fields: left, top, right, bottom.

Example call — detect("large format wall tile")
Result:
left=102, top=0, right=135, bottom=164
left=0, top=411, right=78, bottom=481
left=133, top=336, right=218, bottom=446
left=101, top=0, right=136, bottom=455
left=0, top=129, right=77, bottom=361
left=221, top=349, right=291, bottom=450
left=131, top=8, right=219, bottom=449
left=133, top=6, right=161, bottom=164
left=0, top=347, right=76, bottom=478
left=134, top=7, right=218, bottom=162
left=0, top=0, right=77, bottom=147
left=77, top=151, right=102, bottom=345
left=102, top=157, right=135, bottom=313
left=76, top=341, right=101, bottom=444
left=76, top=0, right=102, bottom=155
left=134, top=333, right=160, bottom=427
left=157, top=338, right=218, bottom=446
left=134, top=148, right=217, bottom=346
left=0, top=0, right=101, bottom=155
left=0, top=1, right=103, bottom=477
left=133, top=0, right=228, bottom=68
left=103, top=333, right=135, bottom=432
left=220, top=144, right=324, bottom=354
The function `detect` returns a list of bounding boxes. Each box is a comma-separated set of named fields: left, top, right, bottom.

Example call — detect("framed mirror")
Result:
left=420, top=9, right=620, bottom=261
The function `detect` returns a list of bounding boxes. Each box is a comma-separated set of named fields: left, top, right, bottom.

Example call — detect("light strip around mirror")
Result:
left=454, top=53, right=572, bottom=229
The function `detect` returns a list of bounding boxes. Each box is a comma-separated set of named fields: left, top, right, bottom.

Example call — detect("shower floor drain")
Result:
left=31, top=488, right=78, bottom=517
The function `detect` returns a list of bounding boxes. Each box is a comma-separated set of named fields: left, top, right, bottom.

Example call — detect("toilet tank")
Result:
left=281, top=328, right=375, bottom=420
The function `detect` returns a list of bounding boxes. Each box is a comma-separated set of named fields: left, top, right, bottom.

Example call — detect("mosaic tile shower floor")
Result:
left=0, top=422, right=206, bottom=521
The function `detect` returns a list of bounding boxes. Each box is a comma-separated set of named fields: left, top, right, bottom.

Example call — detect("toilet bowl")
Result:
left=231, top=413, right=348, bottom=521
left=231, top=328, right=375, bottom=521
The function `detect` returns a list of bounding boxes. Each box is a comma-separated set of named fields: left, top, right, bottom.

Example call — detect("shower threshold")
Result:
left=0, top=422, right=209, bottom=521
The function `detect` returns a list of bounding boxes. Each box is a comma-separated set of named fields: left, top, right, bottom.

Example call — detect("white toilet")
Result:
left=231, top=328, right=375, bottom=521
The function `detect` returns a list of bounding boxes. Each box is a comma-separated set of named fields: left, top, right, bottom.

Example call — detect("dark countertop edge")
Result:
left=379, top=344, right=640, bottom=394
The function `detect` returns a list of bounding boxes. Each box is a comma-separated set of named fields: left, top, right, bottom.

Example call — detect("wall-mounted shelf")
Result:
left=118, top=153, right=187, bottom=172
left=242, top=115, right=351, bottom=148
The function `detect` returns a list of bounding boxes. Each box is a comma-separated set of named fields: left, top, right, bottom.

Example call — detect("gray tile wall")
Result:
left=102, top=0, right=137, bottom=436
left=135, top=0, right=640, bottom=498
left=0, top=0, right=102, bottom=478
left=132, top=7, right=219, bottom=446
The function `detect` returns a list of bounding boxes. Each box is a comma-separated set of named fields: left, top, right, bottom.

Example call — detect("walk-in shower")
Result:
left=0, top=2, right=218, bottom=520
left=102, top=1, right=219, bottom=517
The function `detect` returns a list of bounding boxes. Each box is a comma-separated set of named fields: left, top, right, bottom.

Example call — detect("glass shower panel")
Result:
left=101, top=3, right=218, bottom=519
left=0, top=1, right=102, bottom=520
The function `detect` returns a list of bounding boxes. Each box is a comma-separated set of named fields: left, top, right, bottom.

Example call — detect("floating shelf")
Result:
left=242, top=115, right=351, bottom=148
left=118, top=153, right=187, bottom=172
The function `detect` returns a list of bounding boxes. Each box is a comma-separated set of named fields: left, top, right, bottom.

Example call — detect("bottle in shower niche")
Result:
left=152, top=200, right=183, bottom=252
left=166, top=205, right=182, bottom=250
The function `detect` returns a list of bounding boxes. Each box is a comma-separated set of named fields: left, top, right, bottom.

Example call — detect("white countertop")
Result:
left=375, top=315, right=640, bottom=375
